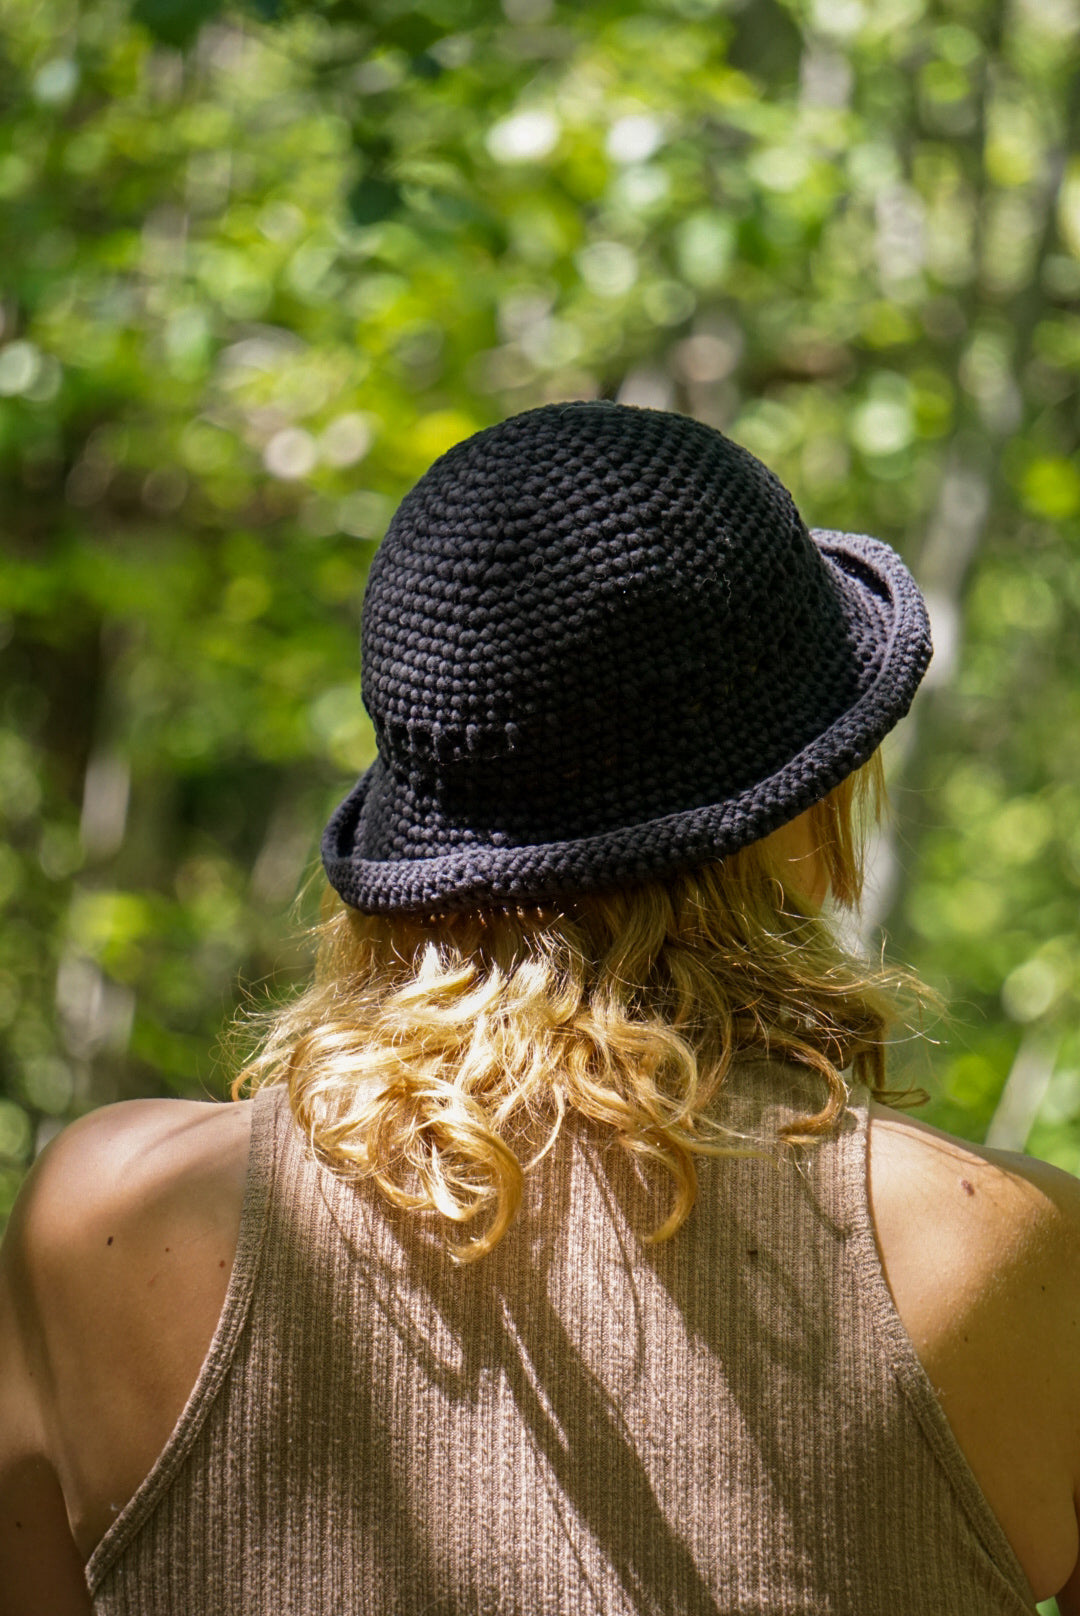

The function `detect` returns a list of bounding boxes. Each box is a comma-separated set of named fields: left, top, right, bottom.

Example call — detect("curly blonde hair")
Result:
left=232, top=752, right=930, bottom=1261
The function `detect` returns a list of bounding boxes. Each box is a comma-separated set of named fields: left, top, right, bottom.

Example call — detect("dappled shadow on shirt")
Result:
left=268, top=1061, right=866, bottom=1615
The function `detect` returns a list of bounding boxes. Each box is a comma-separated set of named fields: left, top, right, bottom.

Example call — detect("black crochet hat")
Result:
left=322, top=401, right=931, bottom=914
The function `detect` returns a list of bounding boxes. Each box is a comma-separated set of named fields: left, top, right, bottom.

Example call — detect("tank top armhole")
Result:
left=85, top=1084, right=285, bottom=1595
left=841, top=1082, right=1036, bottom=1609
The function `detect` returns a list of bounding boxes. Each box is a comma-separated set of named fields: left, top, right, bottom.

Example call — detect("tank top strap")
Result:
left=834, top=1082, right=1033, bottom=1600
left=86, top=1083, right=285, bottom=1596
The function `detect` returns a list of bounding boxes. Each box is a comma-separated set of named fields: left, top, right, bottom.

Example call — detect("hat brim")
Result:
left=321, top=531, right=931, bottom=915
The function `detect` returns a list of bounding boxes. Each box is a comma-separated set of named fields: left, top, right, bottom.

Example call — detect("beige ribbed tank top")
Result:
left=86, top=1060, right=1036, bottom=1615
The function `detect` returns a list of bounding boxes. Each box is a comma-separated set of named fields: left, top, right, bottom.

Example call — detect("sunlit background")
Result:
left=3, top=0, right=1080, bottom=1247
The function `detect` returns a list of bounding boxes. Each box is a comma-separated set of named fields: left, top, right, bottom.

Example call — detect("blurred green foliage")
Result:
left=2, top=0, right=1080, bottom=1220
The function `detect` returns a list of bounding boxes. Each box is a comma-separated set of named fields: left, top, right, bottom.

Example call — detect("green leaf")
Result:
left=130, top=0, right=224, bottom=46
left=347, top=175, right=404, bottom=226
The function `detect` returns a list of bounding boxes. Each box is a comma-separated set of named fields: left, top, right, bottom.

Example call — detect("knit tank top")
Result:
left=85, top=1061, right=1036, bottom=1615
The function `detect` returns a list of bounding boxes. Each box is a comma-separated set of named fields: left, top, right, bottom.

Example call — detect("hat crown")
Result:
left=324, top=401, right=931, bottom=911
left=361, top=402, right=854, bottom=834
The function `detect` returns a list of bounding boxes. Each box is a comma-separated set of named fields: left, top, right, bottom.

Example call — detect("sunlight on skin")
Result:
left=758, top=809, right=830, bottom=908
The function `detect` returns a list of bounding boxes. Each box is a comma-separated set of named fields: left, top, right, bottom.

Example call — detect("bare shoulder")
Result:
left=4, top=1095, right=254, bottom=1348
left=868, top=1095, right=1080, bottom=1257
left=1, top=1096, right=254, bottom=1564
left=867, top=1095, right=1080, bottom=1337
left=3, top=1094, right=253, bottom=1342
left=868, top=1096, right=1080, bottom=1603
left=16, top=1094, right=254, bottom=1234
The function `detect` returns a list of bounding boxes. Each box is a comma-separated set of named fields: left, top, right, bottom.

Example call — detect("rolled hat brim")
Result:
left=320, top=530, right=931, bottom=916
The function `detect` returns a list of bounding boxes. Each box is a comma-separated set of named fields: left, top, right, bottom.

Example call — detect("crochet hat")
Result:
left=322, top=401, right=931, bottom=914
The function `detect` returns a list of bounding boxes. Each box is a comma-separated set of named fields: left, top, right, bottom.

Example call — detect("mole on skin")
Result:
left=960, top=1179, right=975, bottom=1197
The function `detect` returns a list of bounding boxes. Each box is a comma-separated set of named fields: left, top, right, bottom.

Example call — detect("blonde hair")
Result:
left=232, top=753, right=930, bottom=1261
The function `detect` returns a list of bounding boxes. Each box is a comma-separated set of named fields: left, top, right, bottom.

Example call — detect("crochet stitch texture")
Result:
left=322, top=401, right=932, bottom=913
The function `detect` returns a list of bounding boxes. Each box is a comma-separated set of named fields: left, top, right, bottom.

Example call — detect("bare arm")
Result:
left=869, top=1098, right=1080, bottom=1610
left=1059, top=1570, right=1080, bottom=1616
left=0, top=1148, right=94, bottom=1616
left=0, top=1096, right=250, bottom=1612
